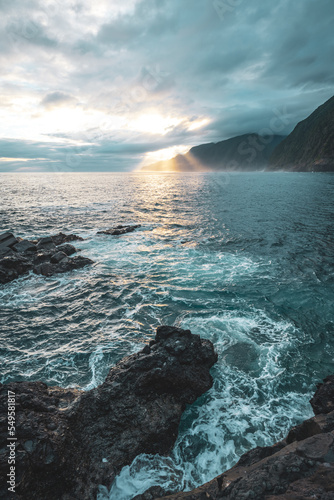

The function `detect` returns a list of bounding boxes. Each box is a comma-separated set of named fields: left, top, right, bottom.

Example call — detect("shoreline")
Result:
left=138, top=376, right=334, bottom=500
left=0, top=326, right=217, bottom=499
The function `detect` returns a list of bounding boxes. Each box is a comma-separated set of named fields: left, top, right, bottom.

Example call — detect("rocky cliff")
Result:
left=269, top=96, right=334, bottom=171
left=141, top=134, right=284, bottom=172
left=141, top=96, right=334, bottom=173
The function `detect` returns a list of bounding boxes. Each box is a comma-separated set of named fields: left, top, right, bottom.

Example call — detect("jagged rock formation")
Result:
left=0, top=225, right=143, bottom=284
left=97, top=224, right=141, bottom=236
left=0, top=232, right=93, bottom=284
left=153, top=375, right=334, bottom=500
left=269, top=95, right=334, bottom=171
left=141, top=134, right=285, bottom=172
left=0, top=326, right=217, bottom=500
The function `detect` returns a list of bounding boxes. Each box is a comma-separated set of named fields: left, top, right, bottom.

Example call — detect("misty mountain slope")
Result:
left=269, top=95, right=334, bottom=171
left=141, top=134, right=285, bottom=172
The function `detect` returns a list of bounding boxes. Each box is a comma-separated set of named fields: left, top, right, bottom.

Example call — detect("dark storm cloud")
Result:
left=0, top=0, right=333, bottom=171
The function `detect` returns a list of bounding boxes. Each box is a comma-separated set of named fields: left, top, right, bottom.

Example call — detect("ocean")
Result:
left=1, top=171, right=334, bottom=499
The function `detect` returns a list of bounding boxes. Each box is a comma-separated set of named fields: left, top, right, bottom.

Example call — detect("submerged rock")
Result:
left=97, top=224, right=141, bottom=235
left=33, top=256, right=93, bottom=277
left=156, top=376, right=334, bottom=500
left=0, top=232, right=93, bottom=284
left=0, top=326, right=217, bottom=500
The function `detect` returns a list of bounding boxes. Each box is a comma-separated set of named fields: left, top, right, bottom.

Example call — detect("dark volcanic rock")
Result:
left=0, top=232, right=93, bottom=284
left=36, top=236, right=56, bottom=251
left=0, top=327, right=217, bottom=500
left=0, top=232, right=13, bottom=244
left=0, top=233, right=20, bottom=260
left=133, top=486, right=174, bottom=499
left=50, top=251, right=68, bottom=264
left=12, top=240, right=37, bottom=254
left=97, top=224, right=141, bottom=235
left=0, top=247, right=14, bottom=258
left=0, top=254, right=32, bottom=283
left=157, top=376, right=334, bottom=500
left=32, top=261, right=56, bottom=277
left=68, top=255, right=94, bottom=270
left=32, top=251, right=54, bottom=266
left=33, top=256, right=93, bottom=277
left=51, top=232, right=84, bottom=245
left=311, top=375, right=334, bottom=415
left=57, top=243, right=77, bottom=256
left=0, top=232, right=18, bottom=250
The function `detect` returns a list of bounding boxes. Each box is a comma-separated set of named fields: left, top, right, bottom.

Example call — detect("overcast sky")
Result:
left=0, top=0, right=333, bottom=172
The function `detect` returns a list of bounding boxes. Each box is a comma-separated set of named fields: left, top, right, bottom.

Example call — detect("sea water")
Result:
left=0, top=171, right=333, bottom=498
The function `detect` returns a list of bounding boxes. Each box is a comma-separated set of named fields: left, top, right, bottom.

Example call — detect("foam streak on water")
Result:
left=106, top=312, right=312, bottom=499
left=0, top=172, right=333, bottom=498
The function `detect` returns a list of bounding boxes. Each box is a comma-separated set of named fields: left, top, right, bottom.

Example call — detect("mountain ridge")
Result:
left=141, top=133, right=285, bottom=172
left=268, top=95, right=334, bottom=171
left=141, top=95, right=334, bottom=172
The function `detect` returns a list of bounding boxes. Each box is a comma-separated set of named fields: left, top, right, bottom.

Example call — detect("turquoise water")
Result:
left=0, top=172, right=333, bottom=498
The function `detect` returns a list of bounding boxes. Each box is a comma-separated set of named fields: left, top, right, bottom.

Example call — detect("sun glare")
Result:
left=39, top=108, right=112, bottom=133
left=188, top=118, right=210, bottom=131
left=143, top=145, right=190, bottom=165
left=128, top=113, right=183, bottom=135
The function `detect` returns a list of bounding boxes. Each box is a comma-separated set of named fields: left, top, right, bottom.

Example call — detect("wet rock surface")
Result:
left=156, top=376, right=334, bottom=500
left=0, top=326, right=217, bottom=500
left=97, top=224, right=141, bottom=235
left=0, top=232, right=92, bottom=284
left=311, top=375, right=334, bottom=416
left=133, top=486, right=175, bottom=500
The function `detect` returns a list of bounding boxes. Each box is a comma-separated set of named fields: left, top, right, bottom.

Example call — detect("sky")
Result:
left=0, top=0, right=333, bottom=172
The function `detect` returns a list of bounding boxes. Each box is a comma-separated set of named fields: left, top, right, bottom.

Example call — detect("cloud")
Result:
left=0, top=0, right=333, bottom=171
left=0, top=134, right=195, bottom=172
left=40, top=91, right=77, bottom=109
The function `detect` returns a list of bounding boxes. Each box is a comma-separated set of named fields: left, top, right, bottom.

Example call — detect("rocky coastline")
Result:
left=0, top=232, right=93, bottom=284
left=0, top=326, right=217, bottom=500
left=0, top=225, right=142, bottom=285
left=1, top=228, right=334, bottom=500
left=1, top=327, right=333, bottom=500
left=148, top=376, right=334, bottom=500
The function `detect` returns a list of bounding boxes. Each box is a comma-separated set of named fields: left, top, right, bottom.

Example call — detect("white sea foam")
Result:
left=84, top=346, right=105, bottom=390
left=104, top=456, right=185, bottom=500
left=104, top=309, right=313, bottom=500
